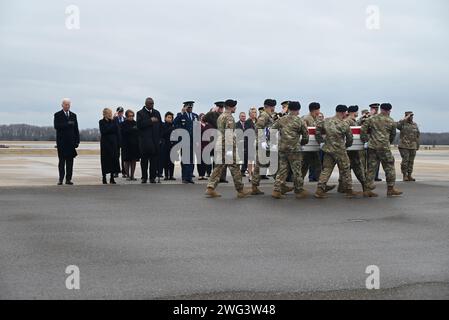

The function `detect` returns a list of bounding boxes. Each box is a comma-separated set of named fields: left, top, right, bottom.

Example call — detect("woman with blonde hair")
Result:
left=99, top=108, right=121, bottom=184
left=246, top=107, right=258, bottom=182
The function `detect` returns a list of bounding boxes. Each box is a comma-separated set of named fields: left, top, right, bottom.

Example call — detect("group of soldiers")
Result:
left=205, top=100, right=420, bottom=199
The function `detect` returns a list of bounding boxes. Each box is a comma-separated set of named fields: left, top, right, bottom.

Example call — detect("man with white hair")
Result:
left=54, top=98, right=80, bottom=185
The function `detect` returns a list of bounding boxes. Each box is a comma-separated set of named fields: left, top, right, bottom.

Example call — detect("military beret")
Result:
left=336, top=105, right=348, bottom=113
left=281, top=101, right=290, bottom=106
left=183, top=101, right=195, bottom=107
left=309, top=102, right=321, bottom=111
left=258, top=107, right=264, bottom=112
left=264, top=99, right=277, bottom=107
left=405, top=111, right=414, bottom=115
left=224, top=99, right=238, bottom=108
left=116, top=107, right=124, bottom=113
left=214, top=101, right=225, bottom=108
left=348, top=105, right=359, bottom=113
left=288, top=101, right=301, bottom=111
left=361, top=109, right=369, bottom=115
left=380, top=103, right=392, bottom=110
left=369, top=103, right=380, bottom=108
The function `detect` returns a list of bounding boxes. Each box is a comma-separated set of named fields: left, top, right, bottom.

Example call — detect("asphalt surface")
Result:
left=0, top=180, right=448, bottom=300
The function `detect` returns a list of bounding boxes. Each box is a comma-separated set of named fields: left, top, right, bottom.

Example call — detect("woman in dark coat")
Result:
left=99, top=108, right=121, bottom=184
left=121, top=109, right=140, bottom=181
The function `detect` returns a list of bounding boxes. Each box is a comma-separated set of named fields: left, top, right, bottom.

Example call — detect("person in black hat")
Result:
left=301, top=102, right=323, bottom=182
left=397, top=111, right=420, bottom=182
left=314, top=105, right=362, bottom=199
left=361, top=103, right=402, bottom=197
left=114, top=106, right=127, bottom=178
left=174, top=101, right=199, bottom=184
left=137, top=97, right=162, bottom=184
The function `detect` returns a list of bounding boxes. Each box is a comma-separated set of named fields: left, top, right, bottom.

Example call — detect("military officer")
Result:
left=251, top=99, right=276, bottom=195
left=271, top=101, right=309, bottom=199
left=361, top=103, right=403, bottom=197
left=301, top=102, right=323, bottom=182
left=314, top=105, right=362, bottom=199
left=205, top=100, right=252, bottom=198
left=397, top=111, right=420, bottom=182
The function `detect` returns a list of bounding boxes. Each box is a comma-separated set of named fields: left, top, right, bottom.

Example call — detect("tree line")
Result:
left=0, top=124, right=449, bottom=145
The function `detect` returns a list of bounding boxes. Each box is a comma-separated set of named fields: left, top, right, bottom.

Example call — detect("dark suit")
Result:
left=114, top=116, right=126, bottom=175
left=236, top=120, right=251, bottom=174
left=174, top=111, right=199, bottom=182
left=137, top=107, right=162, bottom=181
left=54, top=110, right=80, bottom=182
left=99, top=119, right=121, bottom=176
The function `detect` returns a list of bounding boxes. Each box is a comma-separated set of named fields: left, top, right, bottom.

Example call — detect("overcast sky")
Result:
left=0, top=0, right=448, bottom=131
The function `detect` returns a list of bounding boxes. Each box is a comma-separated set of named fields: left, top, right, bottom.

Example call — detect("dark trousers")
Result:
left=58, top=157, right=74, bottom=182
left=197, top=162, right=212, bottom=177
left=141, top=155, right=158, bottom=181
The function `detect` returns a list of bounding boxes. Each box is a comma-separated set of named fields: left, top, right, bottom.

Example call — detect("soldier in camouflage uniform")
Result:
left=205, top=100, right=252, bottom=198
left=397, top=111, right=420, bottom=182
left=336, top=105, right=368, bottom=192
left=271, top=101, right=309, bottom=199
left=301, top=102, right=322, bottom=181
left=251, top=99, right=276, bottom=195
left=361, top=103, right=403, bottom=197
left=314, top=105, right=362, bottom=199
left=357, top=109, right=371, bottom=175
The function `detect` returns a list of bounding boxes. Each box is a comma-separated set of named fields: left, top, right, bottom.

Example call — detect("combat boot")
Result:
left=281, top=185, right=294, bottom=195
left=314, top=188, right=328, bottom=199
left=324, top=185, right=336, bottom=193
left=408, top=175, right=416, bottom=182
left=295, top=190, right=309, bottom=199
left=345, top=190, right=363, bottom=198
left=272, top=191, right=286, bottom=199
left=205, top=187, right=221, bottom=198
left=237, top=188, right=252, bottom=198
left=403, top=174, right=409, bottom=182
left=363, top=190, right=378, bottom=198
left=251, top=186, right=264, bottom=195
left=387, top=186, right=403, bottom=197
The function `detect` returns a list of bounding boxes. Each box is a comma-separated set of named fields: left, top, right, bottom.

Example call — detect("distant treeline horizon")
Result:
left=1, top=124, right=449, bottom=145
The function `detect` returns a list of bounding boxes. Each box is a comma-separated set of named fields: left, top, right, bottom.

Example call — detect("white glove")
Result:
left=261, top=142, right=268, bottom=150
left=364, top=142, right=369, bottom=149
left=271, top=144, right=278, bottom=152
left=320, top=143, right=325, bottom=150
left=226, top=151, right=234, bottom=158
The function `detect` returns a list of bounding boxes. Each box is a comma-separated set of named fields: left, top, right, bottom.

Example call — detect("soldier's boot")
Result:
left=272, top=191, right=286, bottom=199
left=408, top=174, right=416, bottom=182
left=237, top=188, right=252, bottom=199
left=281, top=185, right=294, bottom=195
left=363, top=190, right=378, bottom=198
left=251, top=186, right=264, bottom=195
left=324, top=185, right=336, bottom=193
left=403, top=174, right=410, bottom=182
left=337, top=184, right=345, bottom=194
left=295, top=190, right=309, bottom=199
left=205, top=187, right=221, bottom=198
left=387, top=186, right=403, bottom=197
left=345, top=190, right=363, bottom=199
left=314, top=188, right=328, bottom=199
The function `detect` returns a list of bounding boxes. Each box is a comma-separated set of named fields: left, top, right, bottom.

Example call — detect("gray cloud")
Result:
left=0, top=0, right=448, bottom=131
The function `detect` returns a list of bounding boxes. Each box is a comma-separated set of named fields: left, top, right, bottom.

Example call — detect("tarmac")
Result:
left=0, top=144, right=448, bottom=299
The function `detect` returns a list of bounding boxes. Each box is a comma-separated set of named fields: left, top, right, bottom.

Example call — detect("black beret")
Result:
left=281, top=101, right=290, bottom=106
left=348, top=105, right=359, bottom=113
left=369, top=103, right=380, bottom=108
left=288, top=101, right=301, bottom=111
left=214, top=101, right=225, bottom=108
left=183, top=101, right=195, bottom=107
left=309, top=102, right=321, bottom=111
left=258, top=107, right=264, bottom=112
left=264, top=99, right=277, bottom=107
left=380, top=103, right=392, bottom=110
left=224, top=99, right=238, bottom=108
left=336, top=105, right=348, bottom=113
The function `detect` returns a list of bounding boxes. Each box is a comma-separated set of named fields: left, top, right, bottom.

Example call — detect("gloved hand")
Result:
left=225, top=151, right=234, bottom=158
left=261, top=142, right=268, bottom=150
left=320, top=143, right=325, bottom=150
left=271, top=144, right=278, bottom=152
left=364, top=142, right=369, bottom=149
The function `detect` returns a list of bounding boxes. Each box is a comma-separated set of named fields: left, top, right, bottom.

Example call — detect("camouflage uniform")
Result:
left=301, top=113, right=322, bottom=179
left=207, top=111, right=244, bottom=191
left=252, top=110, right=274, bottom=187
left=361, top=113, right=397, bottom=190
left=397, top=119, right=420, bottom=177
left=315, top=116, right=354, bottom=192
left=271, top=115, right=309, bottom=193
left=342, top=117, right=367, bottom=191
left=357, top=115, right=370, bottom=174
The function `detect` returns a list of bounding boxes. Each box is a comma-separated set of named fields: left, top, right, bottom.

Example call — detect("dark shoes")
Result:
left=65, top=181, right=74, bottom=185
left=57, top=181, right=63, bottom=186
